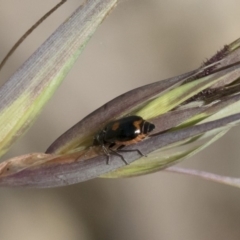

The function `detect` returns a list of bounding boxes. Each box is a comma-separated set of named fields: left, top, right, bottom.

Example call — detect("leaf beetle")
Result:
left=94, top=115, right=155, bottom=164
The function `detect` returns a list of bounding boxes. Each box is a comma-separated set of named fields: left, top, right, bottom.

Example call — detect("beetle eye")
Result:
left=149, top=123, right=155, bottom=132
left=143, top=122, right=155, bottom=134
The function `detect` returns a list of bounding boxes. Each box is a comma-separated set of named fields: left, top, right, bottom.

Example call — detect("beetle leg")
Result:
left=117, top=146, right=147, bottom=157
left=100, top=144, right=129, bottom=165
left=109, top=149, right=129, bottom=165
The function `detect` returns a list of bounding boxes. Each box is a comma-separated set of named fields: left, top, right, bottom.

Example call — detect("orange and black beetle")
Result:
left=94, top=115, right=155, bottom=164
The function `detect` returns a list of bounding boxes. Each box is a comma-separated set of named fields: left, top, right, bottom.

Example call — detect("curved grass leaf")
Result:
left=0, top=0, right=117, bottom=157
left=0, top=113, right=239, bottom=187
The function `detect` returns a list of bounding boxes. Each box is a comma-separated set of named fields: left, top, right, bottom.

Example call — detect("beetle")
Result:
left=94, top=115, right=155, bottom=165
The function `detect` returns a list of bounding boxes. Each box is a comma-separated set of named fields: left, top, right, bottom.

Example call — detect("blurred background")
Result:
left=1, top=0, right=240, bottom=239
